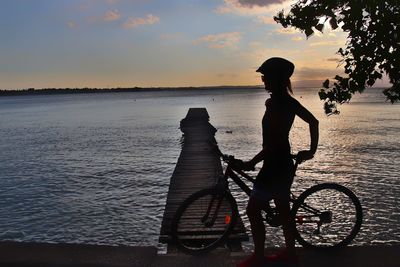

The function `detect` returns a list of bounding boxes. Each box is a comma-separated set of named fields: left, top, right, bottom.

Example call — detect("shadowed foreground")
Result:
left=0, top=241, right=398, bottom=267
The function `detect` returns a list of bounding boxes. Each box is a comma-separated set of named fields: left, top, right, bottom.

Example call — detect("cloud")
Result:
left=257, top=15, right=276, bottom=24
left=309, top=41, right=343, bottom=47
left=215, top=5, right=233, bottom=14
left=276, top=27, right=300, bottom=35
left=293, top=67, right=345, bottom=81
left=326, top=57, right=341, bottom=62
left=123, top=14, right=160, bottom=29
left=291, top=36, right=303, bottom=41
left=216, top=73, right=239, bottom=79
left=238, top=0, right=286, bottom=7
left=67, top=21, right=77, bottom=29
left=193, top=32, right=242, bottom=49
left=215, top=0, right=292, bottom=15
left=105, top=0, right=119, bottom=4
left=104, top=9, right=121, bottom=21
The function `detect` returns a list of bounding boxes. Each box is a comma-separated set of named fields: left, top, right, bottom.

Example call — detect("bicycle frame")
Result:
left=216, top=154, right=327, bottom=228
left=218, top=153, right=299, bottom=200
left=215, top=157, right=289, bottom=226
left=221, top=162, right=254, bottom=196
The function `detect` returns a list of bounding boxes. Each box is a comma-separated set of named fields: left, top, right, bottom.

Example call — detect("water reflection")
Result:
left=0, top=89, right=399, bottom=249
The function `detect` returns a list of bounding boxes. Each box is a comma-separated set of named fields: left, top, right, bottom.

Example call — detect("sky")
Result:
left=0, top=0, right=371, bottom=89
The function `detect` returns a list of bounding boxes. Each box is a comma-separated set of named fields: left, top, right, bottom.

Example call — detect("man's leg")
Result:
left=246, top=196, right=266, bottom=257
left=274, top=197, right=296, bottom=256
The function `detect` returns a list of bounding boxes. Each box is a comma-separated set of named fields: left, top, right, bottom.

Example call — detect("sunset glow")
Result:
left=0, top=0, right=351, bottom=89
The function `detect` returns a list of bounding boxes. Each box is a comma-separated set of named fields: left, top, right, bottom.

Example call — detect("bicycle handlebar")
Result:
left=212, top=143, right=303, bottom=167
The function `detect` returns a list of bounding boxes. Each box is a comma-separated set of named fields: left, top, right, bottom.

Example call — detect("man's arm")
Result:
left=239, top=148, right=266, bottom=170
left=292, top=99, right=319, bottom=161
left=248, top=148, right=266, bottom=167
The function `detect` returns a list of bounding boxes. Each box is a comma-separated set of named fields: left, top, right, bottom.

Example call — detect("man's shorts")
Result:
left=251, top=183, right=291, bottom=203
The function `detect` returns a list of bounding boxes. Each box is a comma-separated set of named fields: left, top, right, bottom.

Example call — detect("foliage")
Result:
left=274, top=0, right=400, bottom=114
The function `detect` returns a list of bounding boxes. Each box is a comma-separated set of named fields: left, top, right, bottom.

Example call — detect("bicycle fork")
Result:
left=201, top=193, right=229, bottom=227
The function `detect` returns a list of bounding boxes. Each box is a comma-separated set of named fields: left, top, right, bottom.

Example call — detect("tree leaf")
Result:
left=329, top=17, right=338, bottom=30
left=305, top=28, right=314, bottom=38
left=323, top=79, right=330, bottom=89
left=274, top=0, right=400, bottom=114
left=315, top=23, right=324, bottom=32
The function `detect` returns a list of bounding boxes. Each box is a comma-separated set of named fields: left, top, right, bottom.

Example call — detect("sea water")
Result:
left=0, top=88, right=399, bottom=250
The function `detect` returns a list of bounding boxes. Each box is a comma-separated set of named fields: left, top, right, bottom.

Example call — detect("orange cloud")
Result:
left=193, top=32, right=242, bottom=49
left=291, top=36, right=303, bottom=41
left=257, top=15, right=276, bottom=24
left=215, top=0, right=292, bottom=15
left=104, top=10, right=121, bottom=21
left=123, top=14, right=160, bottom=29
left=276, top=27, right=300, bottom=35
left=309, top=41, right=343, bottom=47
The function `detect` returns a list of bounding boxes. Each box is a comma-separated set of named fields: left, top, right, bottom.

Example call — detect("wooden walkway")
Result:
left=159, top=108, right=248, bottom=252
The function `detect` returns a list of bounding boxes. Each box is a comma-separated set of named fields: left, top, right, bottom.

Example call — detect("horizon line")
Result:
left=0, top=84, right=337, bottom=91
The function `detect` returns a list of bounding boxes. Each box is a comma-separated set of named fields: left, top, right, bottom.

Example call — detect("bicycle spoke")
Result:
left=173, top=189, right=237, bottom=253
left=293, top=183, right=362, bottom=248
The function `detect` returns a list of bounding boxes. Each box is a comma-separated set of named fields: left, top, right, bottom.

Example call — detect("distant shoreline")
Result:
left=0, top=86, right=264, bottom=96
left=0, top=86, right=387, bottom=97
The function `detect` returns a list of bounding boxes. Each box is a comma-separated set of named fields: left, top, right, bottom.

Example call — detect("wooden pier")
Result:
left=159, top=108, right=248, bottom=252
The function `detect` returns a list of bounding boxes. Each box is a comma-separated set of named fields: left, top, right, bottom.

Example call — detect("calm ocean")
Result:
left=0, top=87, right=399, bottom=251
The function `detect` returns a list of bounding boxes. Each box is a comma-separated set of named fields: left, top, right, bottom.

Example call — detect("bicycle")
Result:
left=171, top=146, right=363, bottom=254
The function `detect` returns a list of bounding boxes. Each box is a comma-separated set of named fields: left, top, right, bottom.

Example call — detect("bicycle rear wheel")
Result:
left=171, top=188, right=238, bottom=254
left=292, top=183, right=362, bottom=249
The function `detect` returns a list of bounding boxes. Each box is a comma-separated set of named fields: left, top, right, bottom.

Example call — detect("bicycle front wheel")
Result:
left=292, top=183, right=362, bottom=249
left=171, top=188, right=238, bottom=254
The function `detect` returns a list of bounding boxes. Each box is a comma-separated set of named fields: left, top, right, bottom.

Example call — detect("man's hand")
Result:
left=296, top=150, right=314, bottom=164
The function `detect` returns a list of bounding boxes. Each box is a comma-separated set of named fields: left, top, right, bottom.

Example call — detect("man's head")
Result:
left=256, top=57, right=295, bottom=80
left=257, top=57, right=295, bottom=95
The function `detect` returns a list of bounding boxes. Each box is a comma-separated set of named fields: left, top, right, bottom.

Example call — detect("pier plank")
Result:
left=159, top=108, right=248, bottom=251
